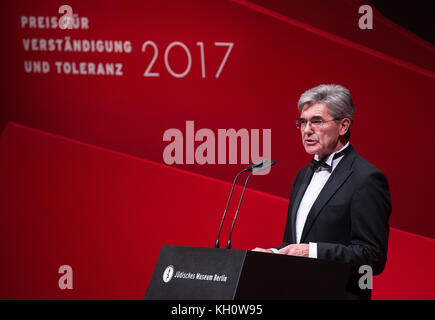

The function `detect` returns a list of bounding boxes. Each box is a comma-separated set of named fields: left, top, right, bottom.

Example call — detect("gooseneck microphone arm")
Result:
left=226, top=160, right=276, bottom=249
left=215, top=168, right=247, bottom=248
left=226, top=171, right=254, bottom=249
left=214, top=160, right=265, bottom=248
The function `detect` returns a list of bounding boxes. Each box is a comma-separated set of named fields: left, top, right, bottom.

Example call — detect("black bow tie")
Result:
left=311, top=159, right=332, bottom=171
left=310, top=146, right=350, bottom=172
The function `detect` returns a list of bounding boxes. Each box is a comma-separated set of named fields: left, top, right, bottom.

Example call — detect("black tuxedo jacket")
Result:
left=278, top=145, right=391, bottom=299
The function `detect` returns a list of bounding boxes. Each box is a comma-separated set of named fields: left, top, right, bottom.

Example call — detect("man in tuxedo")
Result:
left=253, top=84, right=391, bottom=299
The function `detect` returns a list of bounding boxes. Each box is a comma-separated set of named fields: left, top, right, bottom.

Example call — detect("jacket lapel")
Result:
left=290, top=166, right=314, bottom=243
left=299, top=147, right=356, bottom=243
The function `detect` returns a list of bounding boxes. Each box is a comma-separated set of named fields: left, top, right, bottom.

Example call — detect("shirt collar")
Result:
left=314, top=142, right=350, bottom=167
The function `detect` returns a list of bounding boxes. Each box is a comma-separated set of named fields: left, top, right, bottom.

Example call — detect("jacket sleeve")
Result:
left=317, top=171, right=392, bottom=275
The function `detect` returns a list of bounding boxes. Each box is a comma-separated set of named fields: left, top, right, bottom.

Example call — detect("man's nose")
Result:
left=303, top=122, right=314, bottom=134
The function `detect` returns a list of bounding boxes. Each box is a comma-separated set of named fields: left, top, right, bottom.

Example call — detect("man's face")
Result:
left=300, top=103, right=342, bottom=159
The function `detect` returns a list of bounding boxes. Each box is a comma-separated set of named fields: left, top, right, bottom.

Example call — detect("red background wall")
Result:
left=0, top=0, right=434, bottom=299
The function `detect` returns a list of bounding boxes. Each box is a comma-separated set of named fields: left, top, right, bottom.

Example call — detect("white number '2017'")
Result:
left=141, top=41, right=234, bottom=79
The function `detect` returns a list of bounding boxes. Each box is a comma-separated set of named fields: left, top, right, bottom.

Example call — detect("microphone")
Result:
left=226, top=160, right=276, bottom=249
left=215, top=160, right=265, bottom=248
left=246, top=159, right=265, bottom=171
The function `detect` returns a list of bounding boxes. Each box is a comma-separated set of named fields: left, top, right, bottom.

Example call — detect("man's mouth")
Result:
left=305, top=138, right=318, bottom=145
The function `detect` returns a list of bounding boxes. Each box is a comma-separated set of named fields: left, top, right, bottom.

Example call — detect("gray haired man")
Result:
left=254, top=84, right=392, bottom=299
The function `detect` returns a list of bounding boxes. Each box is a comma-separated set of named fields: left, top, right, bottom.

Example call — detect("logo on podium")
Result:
left=163, top=265, right=175, bottom=283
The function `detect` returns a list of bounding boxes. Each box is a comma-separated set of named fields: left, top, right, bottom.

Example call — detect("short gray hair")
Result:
left=297, top=84, right=354, bottom=140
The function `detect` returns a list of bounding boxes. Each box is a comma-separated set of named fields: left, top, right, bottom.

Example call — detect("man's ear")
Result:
left=339, top=118, right=351, bottom=136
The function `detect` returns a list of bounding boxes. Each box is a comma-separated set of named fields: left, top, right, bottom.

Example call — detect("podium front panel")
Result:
left=145, top=246, right=247, bottom=300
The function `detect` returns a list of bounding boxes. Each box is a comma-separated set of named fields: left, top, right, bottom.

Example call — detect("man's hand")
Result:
left=252, top=247, right=273, bottom=253
left=278, top=244, right=309, bottom=257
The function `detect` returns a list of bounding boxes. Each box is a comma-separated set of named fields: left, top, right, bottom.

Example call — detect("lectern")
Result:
left=145, top=246, right=350, bottom=300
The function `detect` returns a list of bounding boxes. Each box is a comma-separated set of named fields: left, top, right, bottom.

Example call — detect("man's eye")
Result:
left=312, top=120, right=322, bottom=124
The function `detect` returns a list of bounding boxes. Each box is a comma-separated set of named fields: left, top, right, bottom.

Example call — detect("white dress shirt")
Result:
left=271, top=142, right=349, bottom=257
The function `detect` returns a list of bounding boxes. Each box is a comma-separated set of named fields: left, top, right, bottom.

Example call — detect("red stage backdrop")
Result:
left=0, top=0, right=434, bottom=299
